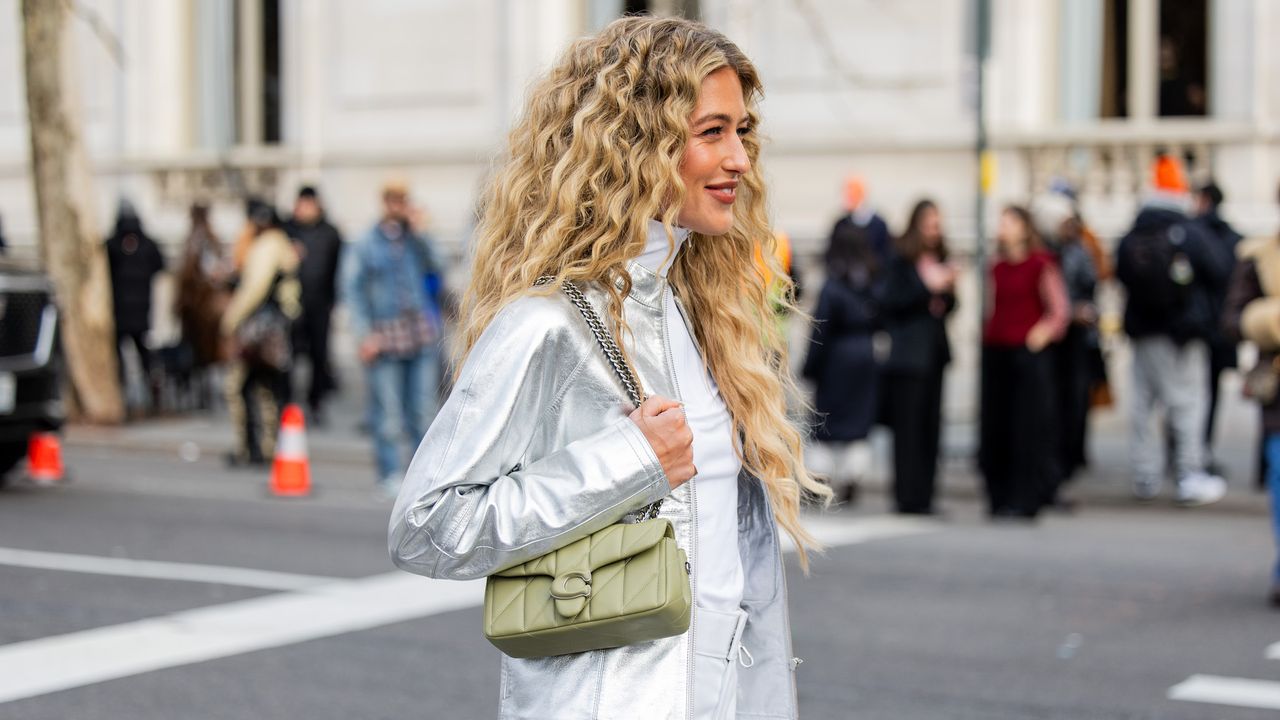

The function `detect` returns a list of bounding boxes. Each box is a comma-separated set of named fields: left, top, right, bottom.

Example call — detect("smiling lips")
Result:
left=705, top=180, right=738, bottom=205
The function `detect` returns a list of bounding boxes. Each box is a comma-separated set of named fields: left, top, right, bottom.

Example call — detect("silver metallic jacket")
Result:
left=388, top=261, right=800, bottom=719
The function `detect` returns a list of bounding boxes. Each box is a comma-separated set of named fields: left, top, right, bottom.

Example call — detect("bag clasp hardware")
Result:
left=550, top=570, right=592, bottom=617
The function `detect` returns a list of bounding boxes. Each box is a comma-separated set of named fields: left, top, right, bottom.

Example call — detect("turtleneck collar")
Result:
left=634, top=219, right=691, bottom=278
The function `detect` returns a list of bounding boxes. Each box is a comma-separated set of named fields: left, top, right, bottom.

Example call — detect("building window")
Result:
left=233, top=0, right=282, bottom=146
left=1100, top=0, right=1128, bottom=118
left=261, top=0, right=282, bottom=143
left=1157, top=0, right=1206, bottom=117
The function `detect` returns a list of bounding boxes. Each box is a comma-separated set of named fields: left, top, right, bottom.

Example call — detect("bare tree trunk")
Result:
left=21, top=0, right=123, bottom=424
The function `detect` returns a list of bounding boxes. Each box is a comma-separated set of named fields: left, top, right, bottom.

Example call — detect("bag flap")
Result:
left=494, top=518, right=674, bottom=579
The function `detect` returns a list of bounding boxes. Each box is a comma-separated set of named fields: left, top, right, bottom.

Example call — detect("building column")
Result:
left=237, top=0, right=263, bottom=147
left=1127, top=0, right=1157, bottom=122
left=1059, top=0, right=1102, bottom=123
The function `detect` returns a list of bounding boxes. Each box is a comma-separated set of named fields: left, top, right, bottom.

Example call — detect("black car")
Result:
left=0, top=259, right=63, bottom=482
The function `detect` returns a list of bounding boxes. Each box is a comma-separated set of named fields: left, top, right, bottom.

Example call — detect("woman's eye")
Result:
left=737, top=126, right=752, bottom=137
left=701, top=126, right=724, bottom=137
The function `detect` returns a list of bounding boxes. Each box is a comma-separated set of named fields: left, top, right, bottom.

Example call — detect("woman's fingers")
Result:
left=628, top=395, right=695, bottom=488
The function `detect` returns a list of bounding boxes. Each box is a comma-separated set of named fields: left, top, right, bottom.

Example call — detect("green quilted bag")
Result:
left=482, top=280, right=692, bottom=658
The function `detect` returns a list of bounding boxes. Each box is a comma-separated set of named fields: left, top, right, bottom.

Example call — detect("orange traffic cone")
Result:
left=270, top=404, right=311, bottom=497
left=26, top=432, right=65, bottom=484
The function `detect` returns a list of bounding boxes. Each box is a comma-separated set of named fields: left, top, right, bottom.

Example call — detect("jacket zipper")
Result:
left=661, top=284, right=698, bottom=720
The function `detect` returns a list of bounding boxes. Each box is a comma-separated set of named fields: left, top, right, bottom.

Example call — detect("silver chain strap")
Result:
left=535, top=276, right=663, bottom=520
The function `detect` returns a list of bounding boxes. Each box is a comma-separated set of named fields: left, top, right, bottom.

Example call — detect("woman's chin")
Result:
left=679, top=215, right=735, bottom=237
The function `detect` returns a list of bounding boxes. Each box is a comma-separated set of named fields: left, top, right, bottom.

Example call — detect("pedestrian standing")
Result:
left=104, top=199, right=165, bottom=413
left=979, top=206, right=1070, bottom=520
left=342, top=180, right=444, bottom=496
left=830, top=175, right=892, bottom=266
left=388, top=17, right=828, bottom=719
left=175, top=203, right=231, bottom=407
left=1192, top=181, right=1242, bottom=475
left=284, top=186, right=343, bottom=425
left=1223, top=182, right=1280, bottom=607
left=803, top=214, right=881, bottom=504
left=220, top=199, right=300, bottom=467
left=1034, top=193, right=1101, bottom=488
left=881, top=199, right=956, bottom=515
left=1114, top=155, right=1230, bottom=506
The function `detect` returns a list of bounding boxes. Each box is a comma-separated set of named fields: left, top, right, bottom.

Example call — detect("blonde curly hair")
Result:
left=458, top=15, right=832, bottom=569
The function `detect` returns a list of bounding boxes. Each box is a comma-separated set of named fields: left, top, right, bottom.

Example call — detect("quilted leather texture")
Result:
left=484, top=518, right=692, bottom=658
left=494, top=519, right=673, bottom=579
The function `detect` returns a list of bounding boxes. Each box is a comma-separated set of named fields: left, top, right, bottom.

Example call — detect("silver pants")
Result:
left=694, top=605, right=751, bottom=719
left=1129, top=337, right=1209, bottom=484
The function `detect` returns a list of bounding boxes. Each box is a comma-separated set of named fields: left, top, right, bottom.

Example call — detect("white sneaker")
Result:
left=1175, top=473, right=1226, bottom=507
left=375, top=476, right=402, bottom=501
left=1132, top=478, right=1160, bottom=502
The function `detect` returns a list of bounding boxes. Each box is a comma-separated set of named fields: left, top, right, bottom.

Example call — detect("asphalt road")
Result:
left=0, top=444, right=1275, bottom=720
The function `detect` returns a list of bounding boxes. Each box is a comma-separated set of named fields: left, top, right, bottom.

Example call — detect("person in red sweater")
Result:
left=979, top=205, right=1070, bottom=519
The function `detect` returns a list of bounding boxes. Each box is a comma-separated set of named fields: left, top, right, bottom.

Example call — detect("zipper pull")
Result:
left=684, top=561, right=691, bottom=574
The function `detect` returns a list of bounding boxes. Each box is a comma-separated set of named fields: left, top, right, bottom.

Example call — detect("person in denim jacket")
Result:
left=342, top=180, right=445, bottom=494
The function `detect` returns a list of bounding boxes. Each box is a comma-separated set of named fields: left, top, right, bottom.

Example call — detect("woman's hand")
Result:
left=629, top=396, right=696, bottom=490
left=1026, top=323, right=1054, bottom=353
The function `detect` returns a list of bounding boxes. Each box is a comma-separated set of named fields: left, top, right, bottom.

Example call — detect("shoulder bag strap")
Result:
left=535, top=276, right=663, bottom=519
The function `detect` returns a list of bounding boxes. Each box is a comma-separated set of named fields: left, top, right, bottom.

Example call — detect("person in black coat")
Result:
left=881, top=199, right=956, bottom=515
left=284, top=186, right=344, bottom=423
left=104, top=200, right=165, bottom=398
left=803, top=215, right=882, bottom=503
left=1193, top=181, right=1242, bottom=473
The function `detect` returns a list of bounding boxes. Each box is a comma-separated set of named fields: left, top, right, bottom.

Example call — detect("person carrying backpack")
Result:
left=1115, top=155, right=1230, bottom=505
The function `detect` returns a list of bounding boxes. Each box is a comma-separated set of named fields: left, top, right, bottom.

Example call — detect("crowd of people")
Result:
left=802, top=156, right=1248, bottom=526
left=101, top=181, right=448, bottom=495
left=89, top=152, right=1280, bottom=604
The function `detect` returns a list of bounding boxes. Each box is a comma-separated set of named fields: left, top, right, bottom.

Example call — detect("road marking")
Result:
left=0, top=514, right=936, bottom=705
left=780, top=513, right=940, bottom=553
left=1168, top=674, right=1280, bottom=711
left=0, top=546, right=340, bottom=591
left=0, top=572, right=484, bottom=704
left=1267, top=642, right=1280, bottom=660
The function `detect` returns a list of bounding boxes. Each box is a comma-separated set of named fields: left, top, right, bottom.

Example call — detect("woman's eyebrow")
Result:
left=691, top=112, right=744, bottom=126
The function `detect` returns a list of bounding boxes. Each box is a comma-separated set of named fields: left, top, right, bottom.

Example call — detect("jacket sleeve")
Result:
left=1223, top=259, right=1262, bottom=342
left=220, top=238, right=279, bottom=334
left=388, top=300, right=670, bottom=581
left=801, top=283, right=836, bottom=381
left=339, top=239, right=373, bottom=340
left=1037, top=261, right=1072, bottom=341
left=880, top=256, right=930, bottom=319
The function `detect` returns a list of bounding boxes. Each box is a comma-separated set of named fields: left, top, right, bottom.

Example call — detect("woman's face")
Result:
left=996, top=210, right=1027, bottom=253
left=677, top=67, right=751, bottom=237
left=918, top=206, right=942, bottom=248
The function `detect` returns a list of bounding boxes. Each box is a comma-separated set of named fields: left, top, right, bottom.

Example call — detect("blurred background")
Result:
left=0, top=1, right=1277, bottom=719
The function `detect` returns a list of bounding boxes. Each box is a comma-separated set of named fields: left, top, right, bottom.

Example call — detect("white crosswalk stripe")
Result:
left=0, top=513, right=936, bottom=705
left=1168, top=674, right=1280, bottom=711
left=0, top=546, right=340, bottom=591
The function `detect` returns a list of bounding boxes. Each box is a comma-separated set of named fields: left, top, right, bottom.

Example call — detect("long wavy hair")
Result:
left=459, top=16, right=831, bottom=570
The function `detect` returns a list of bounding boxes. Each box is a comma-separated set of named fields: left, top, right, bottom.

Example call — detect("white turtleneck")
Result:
left=631, top=220, right=744, bottom=615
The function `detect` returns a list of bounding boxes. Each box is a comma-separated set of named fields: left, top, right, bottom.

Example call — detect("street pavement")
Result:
left=0, top=435, right=1275, bottom=719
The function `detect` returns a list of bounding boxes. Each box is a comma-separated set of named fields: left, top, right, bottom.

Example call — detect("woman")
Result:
left=803, top=216, right=882, bottom=504
left=881, top=199, right=956, bottom=515
left=220, top=200, right=300, bottom=466
left=979, top=206, right=1070, bottom=520
left=388, top=17, right=829, bottom=719
left=177, top=204, right=232, bottom=371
